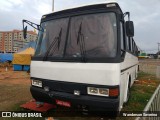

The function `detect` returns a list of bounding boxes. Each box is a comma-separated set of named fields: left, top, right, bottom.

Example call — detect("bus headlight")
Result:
left=88, top=87, right=98, bottom=94
left=32, top=80, right=42, bottom=87
left=87, top=87, right=109, bottom=96
left=99, top=88, right=109, bottom=96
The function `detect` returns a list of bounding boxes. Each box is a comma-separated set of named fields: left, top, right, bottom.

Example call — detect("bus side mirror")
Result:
left=23, top=26, right=27, bottom=39
left=126, top=21, right=134, bottom=37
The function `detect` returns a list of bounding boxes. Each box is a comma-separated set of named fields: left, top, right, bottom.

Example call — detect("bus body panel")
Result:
left=30, top=61, right=121, bottom=112
left=31, top=61, right=120, bottom=86
left=119, top=52, right=139, bottom=109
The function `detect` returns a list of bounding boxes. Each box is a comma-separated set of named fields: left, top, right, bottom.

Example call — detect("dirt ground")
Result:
left=0, top=66, right=32, bottom=111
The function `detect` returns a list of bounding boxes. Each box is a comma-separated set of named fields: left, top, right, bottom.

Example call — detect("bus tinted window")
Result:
left=66, top=13, right=117, bottom=58
left=120, top=22, right=124, bottom=50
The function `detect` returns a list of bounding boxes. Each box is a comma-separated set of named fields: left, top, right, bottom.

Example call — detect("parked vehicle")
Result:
left=23, top=2, right=139, bottom=113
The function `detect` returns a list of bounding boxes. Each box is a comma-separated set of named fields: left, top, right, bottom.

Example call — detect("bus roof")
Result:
left=42, top=2, right=123, bottom=21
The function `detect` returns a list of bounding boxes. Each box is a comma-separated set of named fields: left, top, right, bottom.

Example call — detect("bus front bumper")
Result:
left=30, top=86, right=119, bottom=111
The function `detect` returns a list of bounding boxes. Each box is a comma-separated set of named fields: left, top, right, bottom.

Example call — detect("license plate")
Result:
left=56, top=99, right=71, bottom=107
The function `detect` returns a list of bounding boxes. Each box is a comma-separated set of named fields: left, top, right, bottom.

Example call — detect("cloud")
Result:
left=0, top=0, right=52, bottom=31
left=54, top=0, right=117, bottom=11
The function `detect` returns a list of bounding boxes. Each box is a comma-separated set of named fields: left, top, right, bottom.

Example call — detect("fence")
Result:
left=135, top=84, right=160, bottom=120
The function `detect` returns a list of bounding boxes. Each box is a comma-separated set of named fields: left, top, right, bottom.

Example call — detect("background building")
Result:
left=0, top=30, right=37, bottom=53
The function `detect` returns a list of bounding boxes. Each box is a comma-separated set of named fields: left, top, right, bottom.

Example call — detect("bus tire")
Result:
left=126, top=84, right=130, bottom=103
left=124, top=78, right=131, bottom=105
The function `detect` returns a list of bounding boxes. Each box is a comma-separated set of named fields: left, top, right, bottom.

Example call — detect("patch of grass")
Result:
left=123, top=85, right=156, bottom=111
left=137, top=71, right=160, bottom=81
left=122, top=71, right=160, bottom=111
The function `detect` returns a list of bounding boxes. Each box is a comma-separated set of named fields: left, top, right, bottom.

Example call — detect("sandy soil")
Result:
left=0, top=67, right=32, bottom=111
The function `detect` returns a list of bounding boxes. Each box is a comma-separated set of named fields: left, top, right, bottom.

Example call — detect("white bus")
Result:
left=24, top=2, right=139, bottom=113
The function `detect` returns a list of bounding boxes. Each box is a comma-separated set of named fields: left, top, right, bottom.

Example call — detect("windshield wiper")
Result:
left=77, top=22, right=86, bottom=62
left=43, top=28, right=62, bottom=61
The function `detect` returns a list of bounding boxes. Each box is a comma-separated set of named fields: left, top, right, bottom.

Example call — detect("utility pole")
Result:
left=52, top=0, right=54, bottom=12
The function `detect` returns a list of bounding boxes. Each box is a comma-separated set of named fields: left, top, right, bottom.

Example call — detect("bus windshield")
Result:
left=35, top=12, right=117, bottom=60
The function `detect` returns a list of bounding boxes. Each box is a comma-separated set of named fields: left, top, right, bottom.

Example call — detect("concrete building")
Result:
left=0, top=30, right=37, bottom=53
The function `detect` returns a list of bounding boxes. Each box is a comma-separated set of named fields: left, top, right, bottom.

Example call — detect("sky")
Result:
left=0, top=0, right=160, bottom=53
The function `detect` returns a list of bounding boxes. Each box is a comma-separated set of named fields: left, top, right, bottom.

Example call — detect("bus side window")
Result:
left=120, top=22, right=125, bottom=51
left=126, top=37, right=129, bottom=50
left=132, top=39, right=134, bottom=54
left=136, top=46, right=139, bottom=56
left=127, top=38, right=130, bottom=51
left=125, top=34, right=130, bottom=51
left=132, top=39, right=137, bottom=56
left=135, top=43, right=138, bottom=56
left=133, top=41, right=135, bottom=54
left=124, top=22, right=131, bottom=51
left=133, top=40, right=136, bottom=55
left=130, top=38, right=133, bottom=53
